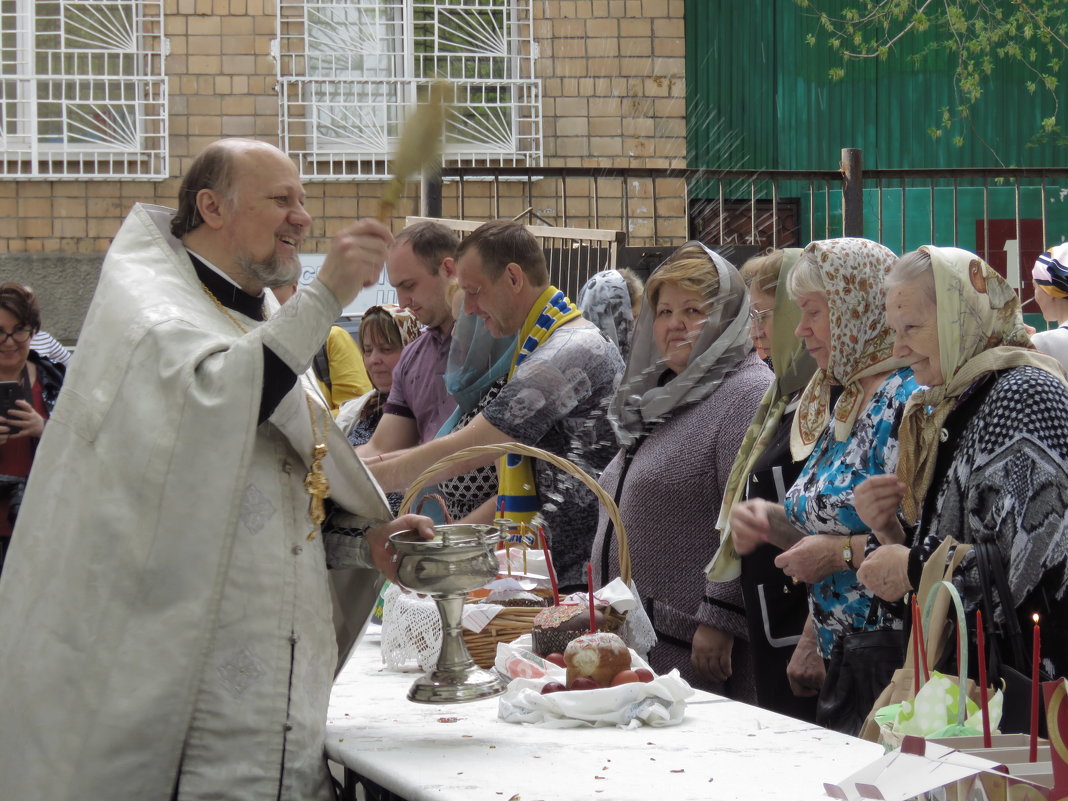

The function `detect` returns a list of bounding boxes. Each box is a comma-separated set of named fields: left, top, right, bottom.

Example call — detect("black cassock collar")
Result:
left=187, top=253, right=266, bottom=321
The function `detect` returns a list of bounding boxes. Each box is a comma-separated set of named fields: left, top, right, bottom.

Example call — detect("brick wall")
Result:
left=0, top=0, right=689, bottom=336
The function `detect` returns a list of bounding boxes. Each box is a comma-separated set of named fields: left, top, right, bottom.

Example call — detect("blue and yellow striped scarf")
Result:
left=497, top=286, right=582, bottom=522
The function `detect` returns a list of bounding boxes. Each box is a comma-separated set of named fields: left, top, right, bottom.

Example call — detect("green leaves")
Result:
left=795, top=0, right=1068, bottom=150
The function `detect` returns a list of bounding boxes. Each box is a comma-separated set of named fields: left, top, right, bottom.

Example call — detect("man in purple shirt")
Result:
left=357, top=221, right=458, bottom=454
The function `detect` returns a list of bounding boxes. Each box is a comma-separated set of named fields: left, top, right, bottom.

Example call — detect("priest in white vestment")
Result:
left=0, top=139, right=431, bottom=801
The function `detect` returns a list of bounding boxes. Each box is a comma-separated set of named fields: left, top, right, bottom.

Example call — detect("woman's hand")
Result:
left=366, top=513, right=436, bottom=582
left=854, top=475, right=907, bottom=544
left=729, top=499, right=773, bottom=555
left=691, top=624, right=733, bottom=684
left=787, top=617, right=825, bottom=697
left=856, top=544, right=913, bottom=601
left=774, top=534, right=847, bottom=584
left=0, top=400, right=44, bottom=441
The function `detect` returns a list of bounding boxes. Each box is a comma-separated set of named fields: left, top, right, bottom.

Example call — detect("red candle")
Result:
left=1031, top=613, right=1041, bottom=762
left=977, top=609, right=991, bottom=748
left=915, top=601, right=930, bottom=682
left=912, top=600, right=922, bottom=692
left=538, top=528, right=560, bottom=606
left=587, top=562, right=597, bottom=634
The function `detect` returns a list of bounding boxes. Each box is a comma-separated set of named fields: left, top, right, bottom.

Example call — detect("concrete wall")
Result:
left=0, top=0, right=687, bottom=340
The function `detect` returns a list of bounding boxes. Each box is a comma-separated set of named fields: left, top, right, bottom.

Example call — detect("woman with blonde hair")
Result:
left=592, top=242, right=772, bottom=699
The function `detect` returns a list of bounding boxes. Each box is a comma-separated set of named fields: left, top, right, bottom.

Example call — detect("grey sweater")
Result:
left=592, top=350, right=772, bottom=691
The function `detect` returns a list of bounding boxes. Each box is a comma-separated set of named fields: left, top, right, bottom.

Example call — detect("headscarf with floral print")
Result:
left=361, top=304, right=421, bottom=349
left=789, top=237, right=906, bottom=461
left=355, top=304, right=421, bottom=418
left=895, top=246, right=1068, bottom=523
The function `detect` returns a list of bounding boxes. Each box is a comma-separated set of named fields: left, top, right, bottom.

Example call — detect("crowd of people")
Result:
left=0, top=136, right=1066, bottom=798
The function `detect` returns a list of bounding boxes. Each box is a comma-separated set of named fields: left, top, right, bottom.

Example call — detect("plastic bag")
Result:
left=876, top=670, right=1004, bottom=749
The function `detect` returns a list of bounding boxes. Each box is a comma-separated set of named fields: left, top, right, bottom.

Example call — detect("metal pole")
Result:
left=419, top=159, right=443, bottom=218
left=841, top=147, right=864, bottom=237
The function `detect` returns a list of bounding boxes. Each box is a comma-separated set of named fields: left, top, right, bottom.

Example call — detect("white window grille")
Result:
left=0, top=0, right=166, bottom=179
left=276, top=0, right=541, bottom=180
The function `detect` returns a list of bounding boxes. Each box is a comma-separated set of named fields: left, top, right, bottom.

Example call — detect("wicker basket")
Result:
left=398, top=442, right=631, bottom=667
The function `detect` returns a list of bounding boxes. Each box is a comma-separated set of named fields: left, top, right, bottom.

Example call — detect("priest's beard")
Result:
left=236, top=249, right=301, bottom=290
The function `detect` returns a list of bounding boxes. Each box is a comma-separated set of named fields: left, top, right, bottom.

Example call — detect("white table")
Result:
left=326, top=632, right=883, bottom=801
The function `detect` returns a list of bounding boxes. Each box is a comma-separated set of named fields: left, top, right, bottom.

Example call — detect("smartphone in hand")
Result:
left=0, top=381, right=26, bottom=427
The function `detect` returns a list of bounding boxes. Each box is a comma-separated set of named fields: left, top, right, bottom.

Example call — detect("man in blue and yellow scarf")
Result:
left=370, top=221, right=624, bottom=591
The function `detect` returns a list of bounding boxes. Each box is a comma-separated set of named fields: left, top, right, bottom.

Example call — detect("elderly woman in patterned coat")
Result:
left=857, top=246, right=1068, bottom=680
left=591, top=242, right=772, bottom=701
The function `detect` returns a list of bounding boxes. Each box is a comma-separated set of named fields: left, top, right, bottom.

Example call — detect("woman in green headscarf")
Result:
left=707, top=249, right=820, bottom=721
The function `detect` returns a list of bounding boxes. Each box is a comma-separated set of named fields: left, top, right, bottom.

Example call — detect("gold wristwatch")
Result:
left=842, top=537, right=857, bottom=570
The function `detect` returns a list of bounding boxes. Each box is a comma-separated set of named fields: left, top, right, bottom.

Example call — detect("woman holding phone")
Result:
left=0, top=284, right=65, bottom=572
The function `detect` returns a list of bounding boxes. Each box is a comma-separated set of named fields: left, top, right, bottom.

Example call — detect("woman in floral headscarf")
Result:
left=336, top=304, right=421, bottom=511
left=856, top=246, right=1068, bottom=679
left=728, top=238, right=919, bottom=731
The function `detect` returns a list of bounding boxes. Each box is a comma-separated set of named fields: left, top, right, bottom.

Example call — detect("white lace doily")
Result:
left=380, top=583, right=442, bottom=671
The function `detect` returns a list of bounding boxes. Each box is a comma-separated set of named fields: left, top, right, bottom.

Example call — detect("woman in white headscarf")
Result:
left=591, top=242, right=772, bottom=700
left=856, top=246, right=1068, bottom=680
left=577, top=268, right=644, bottom=362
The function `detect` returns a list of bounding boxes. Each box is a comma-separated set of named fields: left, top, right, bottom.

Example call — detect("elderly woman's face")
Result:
left=748, top=286, right=775, bottom=360
left=653, top=283, right=709, bottom=373
left=886, top=283, right=942, bottom=387
left=0, top=308, right=32, bottom=378
left=794, top=291, right=832, bottom=370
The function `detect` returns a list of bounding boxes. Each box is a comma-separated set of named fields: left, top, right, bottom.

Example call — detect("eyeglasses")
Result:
left=0, top=328, right=33, bottom=345
left=749, top=308, right=773, bottom=322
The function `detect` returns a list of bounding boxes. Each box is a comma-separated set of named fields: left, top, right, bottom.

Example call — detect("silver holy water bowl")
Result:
left=389, top=523, right=507, bottom=704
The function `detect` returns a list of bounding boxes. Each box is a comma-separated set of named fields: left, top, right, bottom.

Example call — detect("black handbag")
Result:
left=816, top=597, right=906, bottom=737
left=972, top=541, right=1049, bottom=737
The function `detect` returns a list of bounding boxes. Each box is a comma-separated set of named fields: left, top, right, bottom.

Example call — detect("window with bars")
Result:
left=276, top=0, right=541, bottom=180
left=0, top=0, right=166, bottom=179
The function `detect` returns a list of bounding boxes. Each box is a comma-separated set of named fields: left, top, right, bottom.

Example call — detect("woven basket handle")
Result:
left=413, top=492, right=454, bottom=524
left=397, top=441, right=631, bottom=585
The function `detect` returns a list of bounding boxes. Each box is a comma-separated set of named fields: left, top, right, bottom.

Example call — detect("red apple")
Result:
left=540, top=681, right=566, bottom=695
left=634, top=668, right=655, bottom=683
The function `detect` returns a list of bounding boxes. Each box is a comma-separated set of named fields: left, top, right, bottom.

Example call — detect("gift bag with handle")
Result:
left=859, top=536, right=998, bottom=744
left=873, top=579, right=1004, bottom=748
